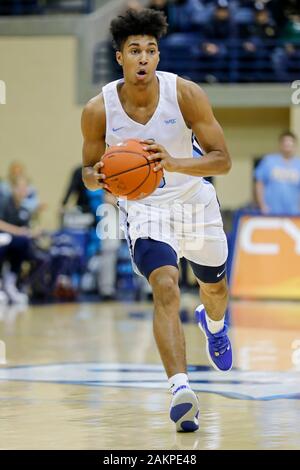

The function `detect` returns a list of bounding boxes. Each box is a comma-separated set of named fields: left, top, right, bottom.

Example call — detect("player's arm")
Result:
left=177, top=78, right=231, bottom=175
left=81, top=93, right=108, bottom=191
left=144, top=78, right=231, bottom=176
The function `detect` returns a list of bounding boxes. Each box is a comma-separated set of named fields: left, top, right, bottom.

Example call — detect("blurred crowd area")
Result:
left=1, top=131, right=299, bottom=306
left=1, top=1, right=300, bottom=83
left=0, top=163, right=148, bottom=306
left=0, top=0, right=94, bottom=14
left=138, top=0, right=300, bottom=36
left=97, top=0, right=300, bottom=83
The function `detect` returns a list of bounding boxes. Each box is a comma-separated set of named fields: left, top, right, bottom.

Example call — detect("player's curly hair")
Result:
left=110, top=8, right=168, bottom=51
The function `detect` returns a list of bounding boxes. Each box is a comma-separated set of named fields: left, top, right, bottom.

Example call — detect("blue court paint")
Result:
left=0, top=362, right=299, bottom=401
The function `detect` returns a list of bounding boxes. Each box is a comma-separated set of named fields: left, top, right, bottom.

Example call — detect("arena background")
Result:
left=1, top=0, right=299, bottom=228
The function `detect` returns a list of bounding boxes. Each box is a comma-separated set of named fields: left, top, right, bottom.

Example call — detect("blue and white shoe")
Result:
left=170, top=385, right=199, bottom=432
left=195, top=304, right=233, bottom=372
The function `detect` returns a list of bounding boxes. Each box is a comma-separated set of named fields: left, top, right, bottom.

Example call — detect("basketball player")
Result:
left=81, top=8, right=232, bottom=432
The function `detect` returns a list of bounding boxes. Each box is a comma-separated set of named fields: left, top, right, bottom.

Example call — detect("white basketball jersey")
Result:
left=102, top=71, right=208, bottom=205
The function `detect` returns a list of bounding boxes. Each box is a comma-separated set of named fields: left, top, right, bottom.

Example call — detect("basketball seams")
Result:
left=105, top=161, right=151, bottom=180
left=103, top=151, right=150, bottom=179
left=104, top=150, right=149, bottom=159
left=124, top=163, right=152, bottom=197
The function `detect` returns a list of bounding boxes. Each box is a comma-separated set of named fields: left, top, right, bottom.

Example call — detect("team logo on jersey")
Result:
left=164, top=119, right=177, bottom=125
left=112, top=126, right=124, bottom=132
left=0, top=362, right=299, bottom=400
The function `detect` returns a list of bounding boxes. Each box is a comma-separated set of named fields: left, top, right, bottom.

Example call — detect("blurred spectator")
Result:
left=61, top=165, right=91, bottom=214
left=8, top=161, right=24, bottom=181
left=168, top=0, right=208, bottom=32
left=198, top=1, right=235, bottom=82
left=0, top=176, right=43, bottom=303
left=273, top=13, right=300, bottom=81
left=77, top=191, right=121, bottom=301
left=264, top=0, right=288, bottom=29
left=0, top=0, right=42, bottom=15
left=229, top=0, right=254, bottom=24
left=203, top=1, right=234, bottom=40
left=0, top=0, right=93, bottom=15
left=8, top=161, right=41, bottom=215
left=239, top=4, right=277, bottom=40
left=2, top=176, right=32, bottom=227
left=281, top=14, right=300, bottom=42
left=0, top=219, right=33, bottom=304
left=1, top=175, right=45, bottom=301
left=281, top=0, right=300, bottom=17
left=255, top=131, right=300, bottom=215
left=61, top=166, right=103, bottom=266
left=1, top=161, right=43, bottom=220
left=61, top=166, right=120, bottom=300
left=238, top=4, right=278, bottom=81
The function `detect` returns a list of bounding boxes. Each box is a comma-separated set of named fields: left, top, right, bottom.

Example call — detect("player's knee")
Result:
left=153, top=279, right=179, bottom=307
left=201, top=278, right=228, bottom=300
left=150, top=269, right=179, bottom=306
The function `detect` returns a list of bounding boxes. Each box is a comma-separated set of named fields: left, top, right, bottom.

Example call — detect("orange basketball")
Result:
left=101, top=139, right=163, bottom=200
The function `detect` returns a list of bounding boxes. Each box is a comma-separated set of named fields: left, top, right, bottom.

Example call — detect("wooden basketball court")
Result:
left=0, top=298, right=300, bottom=450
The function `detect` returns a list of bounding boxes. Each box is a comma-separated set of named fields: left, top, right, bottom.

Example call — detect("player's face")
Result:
left=116, top=35, right=160, bottom=84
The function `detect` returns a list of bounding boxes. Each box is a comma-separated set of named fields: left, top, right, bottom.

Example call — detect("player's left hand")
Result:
left=141, top=140, right=178, bottom=173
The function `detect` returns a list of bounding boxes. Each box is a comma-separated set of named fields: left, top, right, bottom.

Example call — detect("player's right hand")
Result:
left=82, top=160, right=109, bottom=191
left=93, top=160, right=109, bottom=190
left=82, top=161, right=108, bottom=190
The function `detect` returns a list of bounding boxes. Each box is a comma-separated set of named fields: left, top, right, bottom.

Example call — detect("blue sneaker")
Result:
left=170, top=386, right=199, bottom=432
left=195, top=304, right=232, bottom=372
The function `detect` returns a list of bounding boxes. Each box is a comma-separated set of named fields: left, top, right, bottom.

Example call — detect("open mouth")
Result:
left=137, top=70, right=147, bottom=78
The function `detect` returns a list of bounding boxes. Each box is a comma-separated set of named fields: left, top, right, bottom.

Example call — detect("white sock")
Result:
left=205, top=313, right=224, bottom=334
left=168, top=373, right=190, bottom=395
